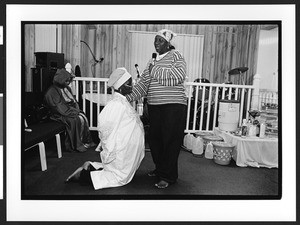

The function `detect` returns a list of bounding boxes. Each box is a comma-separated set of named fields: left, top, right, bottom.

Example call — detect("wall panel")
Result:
left=24, top=23, right=261, bottom=91
left=35, top=25, right=56, bottom=52
left=24, top=24, right=35, bottom=91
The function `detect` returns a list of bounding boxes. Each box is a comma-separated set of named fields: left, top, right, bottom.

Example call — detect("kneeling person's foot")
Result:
left=65, top=167, right=83, bottom=183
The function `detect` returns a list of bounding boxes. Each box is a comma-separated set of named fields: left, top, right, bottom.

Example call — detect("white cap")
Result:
left=65, top=63, right=72, bottom=73
left=108, top=67, right=132, bottom=89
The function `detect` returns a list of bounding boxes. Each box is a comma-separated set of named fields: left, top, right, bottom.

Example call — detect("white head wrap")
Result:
left=108, top=67, right=132, bottom=89
left=65, top=63, right=72, bottom=73
left=156, top=29, right=177, bottom=43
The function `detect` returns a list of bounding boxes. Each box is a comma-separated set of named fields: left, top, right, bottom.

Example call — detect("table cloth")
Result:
left=214, top=127, right=278, bottom=168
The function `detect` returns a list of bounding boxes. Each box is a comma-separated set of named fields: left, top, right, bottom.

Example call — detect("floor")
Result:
left=22, top=134, right=280, bottom=200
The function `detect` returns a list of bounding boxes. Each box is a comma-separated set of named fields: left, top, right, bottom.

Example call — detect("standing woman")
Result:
left=126, top=29, right=187, bottom=188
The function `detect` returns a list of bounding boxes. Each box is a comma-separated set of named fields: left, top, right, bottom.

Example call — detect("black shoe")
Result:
left=83, top=142, right=96, bottom=149
left=77, top=145, right=87, bottom=152
left=155, top=180, right=169, bottom=189
left=147, top=170, right=157, bottom=177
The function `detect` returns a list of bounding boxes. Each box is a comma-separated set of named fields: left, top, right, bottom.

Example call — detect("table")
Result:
left=82, top=93, right=112, bottom=106
left=214, top=127, right=278, bottom=168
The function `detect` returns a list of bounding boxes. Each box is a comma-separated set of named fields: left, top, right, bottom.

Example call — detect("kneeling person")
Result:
left=66, top=68, right=145, bottom=190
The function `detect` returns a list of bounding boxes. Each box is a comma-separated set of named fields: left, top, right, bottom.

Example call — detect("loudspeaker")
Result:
left=32, top=67, right=57, bottom=93
left=34, top=52, right=64, bottom=69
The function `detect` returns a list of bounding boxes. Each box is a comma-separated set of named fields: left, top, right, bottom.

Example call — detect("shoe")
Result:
left=147, top=170, right=157, bottom=177
left=77, top=145, right=87, bottom=153
left=83, top=143, right=90, bottom=148
left=84, top=142, right=96, bottom=149
left=155, top=180, right=169, bottom=189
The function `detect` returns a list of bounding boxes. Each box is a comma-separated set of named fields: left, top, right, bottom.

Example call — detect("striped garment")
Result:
left=126, top=49, right=187, bottom=105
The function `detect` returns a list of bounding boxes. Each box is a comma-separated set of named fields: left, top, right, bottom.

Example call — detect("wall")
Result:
left=256, top=28, right=279, bottom=91
left=24, top=23, right=261, bottom=91
left=128, top=30, right=204, bottom=82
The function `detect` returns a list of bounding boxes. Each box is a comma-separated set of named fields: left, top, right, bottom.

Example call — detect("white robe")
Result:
left=90, top=92, right=145, bottom=190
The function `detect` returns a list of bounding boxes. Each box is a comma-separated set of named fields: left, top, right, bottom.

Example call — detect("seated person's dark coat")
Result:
left=44, top=68, right=93, bottom=152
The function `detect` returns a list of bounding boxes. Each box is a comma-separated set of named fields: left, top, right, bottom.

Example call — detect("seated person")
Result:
left=65, top=68, right=145, bottom=190
left=44, top=68, right=94, bottom=153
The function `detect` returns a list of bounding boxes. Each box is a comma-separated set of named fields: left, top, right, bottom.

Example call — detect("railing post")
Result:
left=251, top=73, right=261, bottom=110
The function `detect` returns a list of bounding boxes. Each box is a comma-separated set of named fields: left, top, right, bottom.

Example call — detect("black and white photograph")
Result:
left=21, top=22, right=280, bottom=198
left=5, top=4, right=296, bottom=222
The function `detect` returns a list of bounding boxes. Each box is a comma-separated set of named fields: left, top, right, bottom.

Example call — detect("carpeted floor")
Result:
left=22, top=134, right=279, bottom=200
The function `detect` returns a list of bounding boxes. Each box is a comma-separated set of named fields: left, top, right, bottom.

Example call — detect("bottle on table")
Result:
left=259, top=120, right=266, bottom=138
left=241, top=119, right=248, bottom=138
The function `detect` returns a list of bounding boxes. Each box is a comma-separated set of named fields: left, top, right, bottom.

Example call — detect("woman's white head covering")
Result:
left=156, top=29, right=177, bottom=43
left=65, top=63, right=72, bottom=73
left=108, top=67, right=132, bottom=89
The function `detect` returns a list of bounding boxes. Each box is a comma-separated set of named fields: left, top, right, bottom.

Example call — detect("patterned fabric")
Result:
left=156, top=29, right=177, bottom=43
left=126, top=49, right=187, bottom=105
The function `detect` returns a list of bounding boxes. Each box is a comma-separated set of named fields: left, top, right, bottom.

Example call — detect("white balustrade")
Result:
left=184, top=82, right=255, bottom=134
left=72, top=74, right=276, bottom=135
left=73, top=77, right=109, bottom=130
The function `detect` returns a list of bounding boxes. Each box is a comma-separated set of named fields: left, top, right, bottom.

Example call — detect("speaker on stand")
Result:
left=31, top=52, right=64, bottom=93
left=31, top=67, right=58, bottom=93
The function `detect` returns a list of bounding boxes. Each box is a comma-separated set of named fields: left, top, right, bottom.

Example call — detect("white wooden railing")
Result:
left=72, top=77, right=110, bottom=130
left=73, top=74, right=275, bottom=133
left=259, top=89, right=278, bottom=109
left=184, top=82, right=255, bottom=133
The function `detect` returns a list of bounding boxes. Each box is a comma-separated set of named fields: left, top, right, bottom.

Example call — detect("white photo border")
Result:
left=6, top=4, right=295, bottom=221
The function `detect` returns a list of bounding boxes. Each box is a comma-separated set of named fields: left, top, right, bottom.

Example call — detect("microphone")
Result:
left=135, top=64, right=140, bottom=78
left=152, top=53, right=157, bottom=65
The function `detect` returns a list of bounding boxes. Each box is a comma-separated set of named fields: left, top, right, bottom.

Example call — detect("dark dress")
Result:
left=44, top=70, right=93, bottom=152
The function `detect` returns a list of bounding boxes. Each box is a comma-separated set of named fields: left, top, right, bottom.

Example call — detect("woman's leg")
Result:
left=147, top=105, right=163, bottom=176
left=158, top=104, right=186, bottom=184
